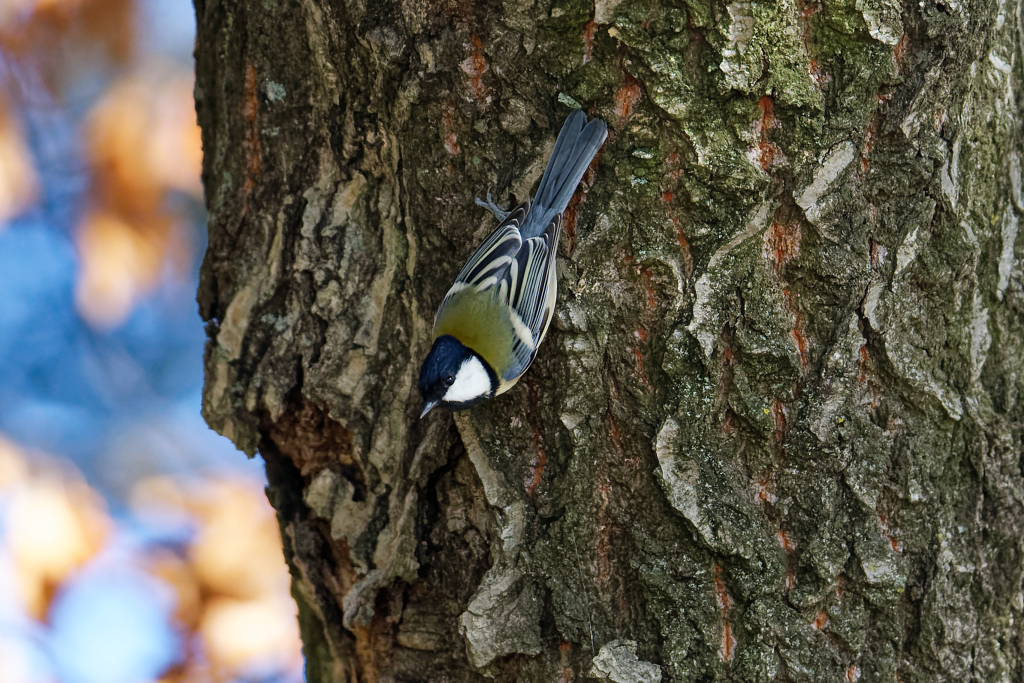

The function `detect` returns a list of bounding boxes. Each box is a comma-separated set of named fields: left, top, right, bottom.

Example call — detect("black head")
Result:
left=419, top=335, right=469, bottom=403
left=418, top=335, right=497, bottom=416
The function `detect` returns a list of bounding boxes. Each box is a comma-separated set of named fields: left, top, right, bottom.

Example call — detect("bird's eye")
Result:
left=444, top=375, right=455, bottom=387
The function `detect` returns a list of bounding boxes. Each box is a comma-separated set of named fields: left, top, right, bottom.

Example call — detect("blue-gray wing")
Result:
left=442, top=202, right=560, bottom=382
left=498, top=214, right=562, bottom=381
left=443, top=203, right=528, bottom=300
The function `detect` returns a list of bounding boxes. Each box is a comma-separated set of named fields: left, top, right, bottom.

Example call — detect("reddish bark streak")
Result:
left=613, top=73, right=641, bottom=120
left=758, top=94, right=775, bottom=128
left=441, top=104, right=459, bottom=155
left=752, top=95, right=784, bottom=171
left=241, top=62, right=261, bottom=194
left=808, top=60, right=831, bottom=85
left=561, top=154, right=601, bottom=254
left=582, top=20, right=596, bottom=64
left=877, top=512, right=903, bottom=552
left=713, top=566, right=736, bottom=662
left=713, top=569, right=732, bottom=611
left=607, top=411, right=624, bottom=454
left=753, top=141, right=784, bottom=170
left=721, top=621, right=736, bottom=662
left=782, top=288, right=809, bottom=368
left=796, top=2, right=830, bottom=84
left=673, top=220, right=694, bottom=278
left=770, top=398, right=788, bottom=463
left=790, top=327, right=809, bottom=367
left=562, top=204, right=578, bottom=254
left=766, top=214, right=808, bottom=367
left=628, top=345, right=648, bottom=384
left=772, top=398, right=787, bottom=438
left=526, top=426, right=547, bottom=497
left=461, top=35, right=489, bottom=102
left=763, top=220, right=801, bottom=275
left=755, top=471, right=777, bottom=504
left=638, top=266, right=657, bottom=308
left=893, top=33, right=909, bottom=66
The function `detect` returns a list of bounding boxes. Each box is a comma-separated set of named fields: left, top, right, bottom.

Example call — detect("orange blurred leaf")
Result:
left=200, top=595, right=301, bottom=676
left=86, top=70, right=203, bottom=215
left=8, top=478, right=110, bottom=619
left=0, top=0, right=133, bottom=66
left=74, top=211, right=172, bottom=327
left=187, top=480, right=290, bottom=601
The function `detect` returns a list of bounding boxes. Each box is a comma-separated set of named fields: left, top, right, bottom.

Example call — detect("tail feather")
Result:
left=531, top=110, right=587, bottom=209
left=522, top=109, right=608, bottom=238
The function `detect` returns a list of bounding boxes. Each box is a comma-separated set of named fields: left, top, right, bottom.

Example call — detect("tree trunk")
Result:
left=193, top=0, right=1024, bottom=680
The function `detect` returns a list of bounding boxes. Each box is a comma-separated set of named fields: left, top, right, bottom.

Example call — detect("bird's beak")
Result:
left=420, top=400, right=439, bottom=419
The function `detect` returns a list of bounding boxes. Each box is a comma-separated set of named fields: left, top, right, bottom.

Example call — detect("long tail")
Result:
left=522, top=109, right=608, bottom=238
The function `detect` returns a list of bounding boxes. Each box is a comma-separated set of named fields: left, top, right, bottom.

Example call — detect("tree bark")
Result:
left=194, top=0, right=1024, bottom=680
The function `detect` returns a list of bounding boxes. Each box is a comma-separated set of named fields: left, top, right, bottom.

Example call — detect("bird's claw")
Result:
left=475, top=190, right=510, bottom=221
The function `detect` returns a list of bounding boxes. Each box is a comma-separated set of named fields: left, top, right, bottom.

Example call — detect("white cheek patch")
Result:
left=444, top=355, right=492, bottom=403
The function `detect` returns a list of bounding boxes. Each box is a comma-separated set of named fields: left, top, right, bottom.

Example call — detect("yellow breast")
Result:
left=433, top=289, right=517, bottom=388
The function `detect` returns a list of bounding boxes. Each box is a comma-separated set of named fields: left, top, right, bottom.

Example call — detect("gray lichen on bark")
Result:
left=194, top=0, right=1024, bottom=680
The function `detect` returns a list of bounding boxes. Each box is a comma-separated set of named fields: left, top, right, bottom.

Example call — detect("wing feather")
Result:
left=438, top=205, right=561, bottom=383
left=500, top=214, right=562, bottom=379
left=445, top=203, right=528, bottom=296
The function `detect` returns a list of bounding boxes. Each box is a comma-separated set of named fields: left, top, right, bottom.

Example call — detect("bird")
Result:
left=418, top=108, right=608, bottom=418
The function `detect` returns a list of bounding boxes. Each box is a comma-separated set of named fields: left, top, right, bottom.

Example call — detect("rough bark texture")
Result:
left=194, top=0, right=1024, bottom=680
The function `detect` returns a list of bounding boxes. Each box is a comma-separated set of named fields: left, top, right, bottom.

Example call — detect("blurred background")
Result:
left=0, top=1, right=304, bottom=682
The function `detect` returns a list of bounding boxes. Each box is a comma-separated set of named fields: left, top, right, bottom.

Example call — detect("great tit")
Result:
left=418, top=109, right=608, bottom=417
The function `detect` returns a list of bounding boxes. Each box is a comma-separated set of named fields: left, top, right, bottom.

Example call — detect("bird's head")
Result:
left=418, top=335, right=497, bottom=417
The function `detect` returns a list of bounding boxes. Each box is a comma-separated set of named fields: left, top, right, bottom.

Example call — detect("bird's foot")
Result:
left=475, top=191, right=510, bottom=221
